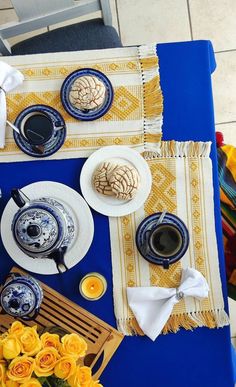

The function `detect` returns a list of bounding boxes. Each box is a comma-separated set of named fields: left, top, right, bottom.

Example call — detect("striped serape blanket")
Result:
left=217, top=136, right=236, bottom=300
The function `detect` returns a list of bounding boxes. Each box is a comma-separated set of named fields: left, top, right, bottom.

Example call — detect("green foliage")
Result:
left=38, top=376, right=70, bottom=387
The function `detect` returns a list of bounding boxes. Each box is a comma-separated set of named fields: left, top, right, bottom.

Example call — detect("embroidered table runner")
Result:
left=0, top=44, right=163, bottom=162
left=109, top=141, right=229, bottom=336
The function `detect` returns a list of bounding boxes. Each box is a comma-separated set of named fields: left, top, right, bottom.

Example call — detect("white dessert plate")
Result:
left=80, top=146, right=152, bottom=217
left=1, top=181, right=94, bottom=275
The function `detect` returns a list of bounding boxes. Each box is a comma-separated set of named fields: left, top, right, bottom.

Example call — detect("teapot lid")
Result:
left=1, top=280, right=36, bottom=317
left=13, top=206, right=61, bottom=254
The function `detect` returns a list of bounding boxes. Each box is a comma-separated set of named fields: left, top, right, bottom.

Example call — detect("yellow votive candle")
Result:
left=79, top=273, right=107, bottom=301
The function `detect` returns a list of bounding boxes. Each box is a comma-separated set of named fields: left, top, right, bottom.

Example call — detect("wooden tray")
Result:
left=0, top=267, right=123, bottom=379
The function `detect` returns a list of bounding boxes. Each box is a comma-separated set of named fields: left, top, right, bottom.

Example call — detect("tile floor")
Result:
left=0, top=0, right=235, bottom=344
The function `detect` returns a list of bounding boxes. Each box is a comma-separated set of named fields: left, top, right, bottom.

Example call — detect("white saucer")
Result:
left=80, top=146, right=152, bottom=217
left=1, top=181, right=94, bottom=275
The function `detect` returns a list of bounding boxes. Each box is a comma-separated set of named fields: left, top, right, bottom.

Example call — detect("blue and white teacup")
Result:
left=136, top=212, right=189, bottom=269
left=19, top=106, right=63, bottom=146
left=147, top=223, right=183, bottom=258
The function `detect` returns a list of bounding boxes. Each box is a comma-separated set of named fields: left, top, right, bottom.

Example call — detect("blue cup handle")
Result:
left=162, top=259, right=170, bottom=270
left=142, top=229, right=152, bottom=255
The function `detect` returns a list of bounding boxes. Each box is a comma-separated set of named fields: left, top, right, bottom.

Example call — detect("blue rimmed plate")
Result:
left=136, top=212, right=189, bottom=269
left=60, top=68, right=114, bottom=121
left=13, top=105, right=66, bottom=158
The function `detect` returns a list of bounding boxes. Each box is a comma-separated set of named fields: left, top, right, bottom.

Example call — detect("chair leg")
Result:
left=0, top=36, right=11, bottom=55
left=100, top=0, right=113, bottom=26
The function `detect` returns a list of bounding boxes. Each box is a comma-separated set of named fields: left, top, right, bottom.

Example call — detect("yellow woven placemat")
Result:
left=0, top=44, right=163, bottom=162
left=109, top=141, right=229, bottom=335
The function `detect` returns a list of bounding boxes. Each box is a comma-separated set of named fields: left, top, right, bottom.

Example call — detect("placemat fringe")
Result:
left=144, top=140, right=212, bottom=159
left=117, top=317, right=144, bottom=336
left=143, top=76, right=163, bottom=118
left=213, top=308, right=230, bottom=327
left=117, top=309, right=229, bottom=336
left=138, top=43, right=158, bottom=59
left=162, top=313, right=198, bottom=334
left=162, top=309, right=229, bottom=334
left=138, top=43, right=163, bottom=153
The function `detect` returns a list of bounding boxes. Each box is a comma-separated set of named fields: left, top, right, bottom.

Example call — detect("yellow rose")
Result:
left=2, top=336, right=21, bottom=360
left=81, top=381, right=103, bottom=387
left=68, top=366, right=91, bottom=387
left=5, top=380, right=20, bottom=387
left=67, top=365, right=81, bottom=387
left=0, top=333, right=8, bottom=341
left=78, top=366, right=92, bottom=385
left=0, top=362, right=6, bottom=383
left=40, top=333, right=61, bottom=351
left=54, top=356, right=76, bottom=380
left=20, top=327, right=41, bottom=356
left=7, top=356, right=34, bottom=384
left=60, top=334, right=87, bottom=360
left=0, top=334, right=7, bottom=360
left=0, top=343, right=3, bottom=360
left=8, top=322, right=24, bottom=338
left=20, top=378, right=41, bottom=387
left=34, top=348, right=59, bottom=377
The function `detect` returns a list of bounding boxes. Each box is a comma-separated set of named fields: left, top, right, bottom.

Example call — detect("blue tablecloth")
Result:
left=0, top=40, right=234, bottom=387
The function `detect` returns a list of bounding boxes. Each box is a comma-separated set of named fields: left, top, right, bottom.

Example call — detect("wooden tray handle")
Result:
left=92, top=332, right=122, bottom=380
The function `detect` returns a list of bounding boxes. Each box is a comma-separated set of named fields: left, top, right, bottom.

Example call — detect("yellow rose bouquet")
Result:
left=0, top=322, right=103, bottom=387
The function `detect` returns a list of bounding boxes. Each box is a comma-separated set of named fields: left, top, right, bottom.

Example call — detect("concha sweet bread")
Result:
left=93, top=162, right=119, bottom=196
left=109, top=165, right=140, bottom=200
left=69, top=75, right=106, bottom=111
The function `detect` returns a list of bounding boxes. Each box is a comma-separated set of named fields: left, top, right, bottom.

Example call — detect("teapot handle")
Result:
left=55, top=247, right=69, bottom=274
left=49, top=246, right=68, bottom=274
left=11, top=188, right=30, bottom=208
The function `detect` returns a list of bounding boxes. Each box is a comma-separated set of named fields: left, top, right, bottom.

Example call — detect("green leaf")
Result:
left=47, top=376, right=70, bottom=387
left=37, top=377, right=47, bottom=386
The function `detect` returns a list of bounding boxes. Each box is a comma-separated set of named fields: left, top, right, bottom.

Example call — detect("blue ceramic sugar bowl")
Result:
left=0, top=273, right=43, bottom=320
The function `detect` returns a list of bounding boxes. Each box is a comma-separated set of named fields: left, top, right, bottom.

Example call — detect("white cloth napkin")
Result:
left=0, top=61, right=24, bottom=148
left=127, top=267, right=209, bottom=341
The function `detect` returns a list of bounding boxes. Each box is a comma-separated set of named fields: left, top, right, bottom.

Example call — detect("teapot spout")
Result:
left=49, top=246, right=68, bottom=274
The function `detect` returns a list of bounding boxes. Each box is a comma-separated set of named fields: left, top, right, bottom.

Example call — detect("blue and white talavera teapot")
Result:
left=0, top=273, right=43, bottom=320
left=11, top=188, right=75, bottom=273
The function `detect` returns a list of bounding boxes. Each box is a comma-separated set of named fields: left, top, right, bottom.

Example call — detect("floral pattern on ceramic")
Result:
left=13, top=198, right=74, bottom=256
left=11, top=190, right=75, bottom=273
left=0, top=273, right=43, bottom=319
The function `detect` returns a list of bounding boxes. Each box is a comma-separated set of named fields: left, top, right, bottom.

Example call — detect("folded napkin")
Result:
left=127, top=267, right=209, bottom=341
left=0, top=61, right=24, bottom=148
